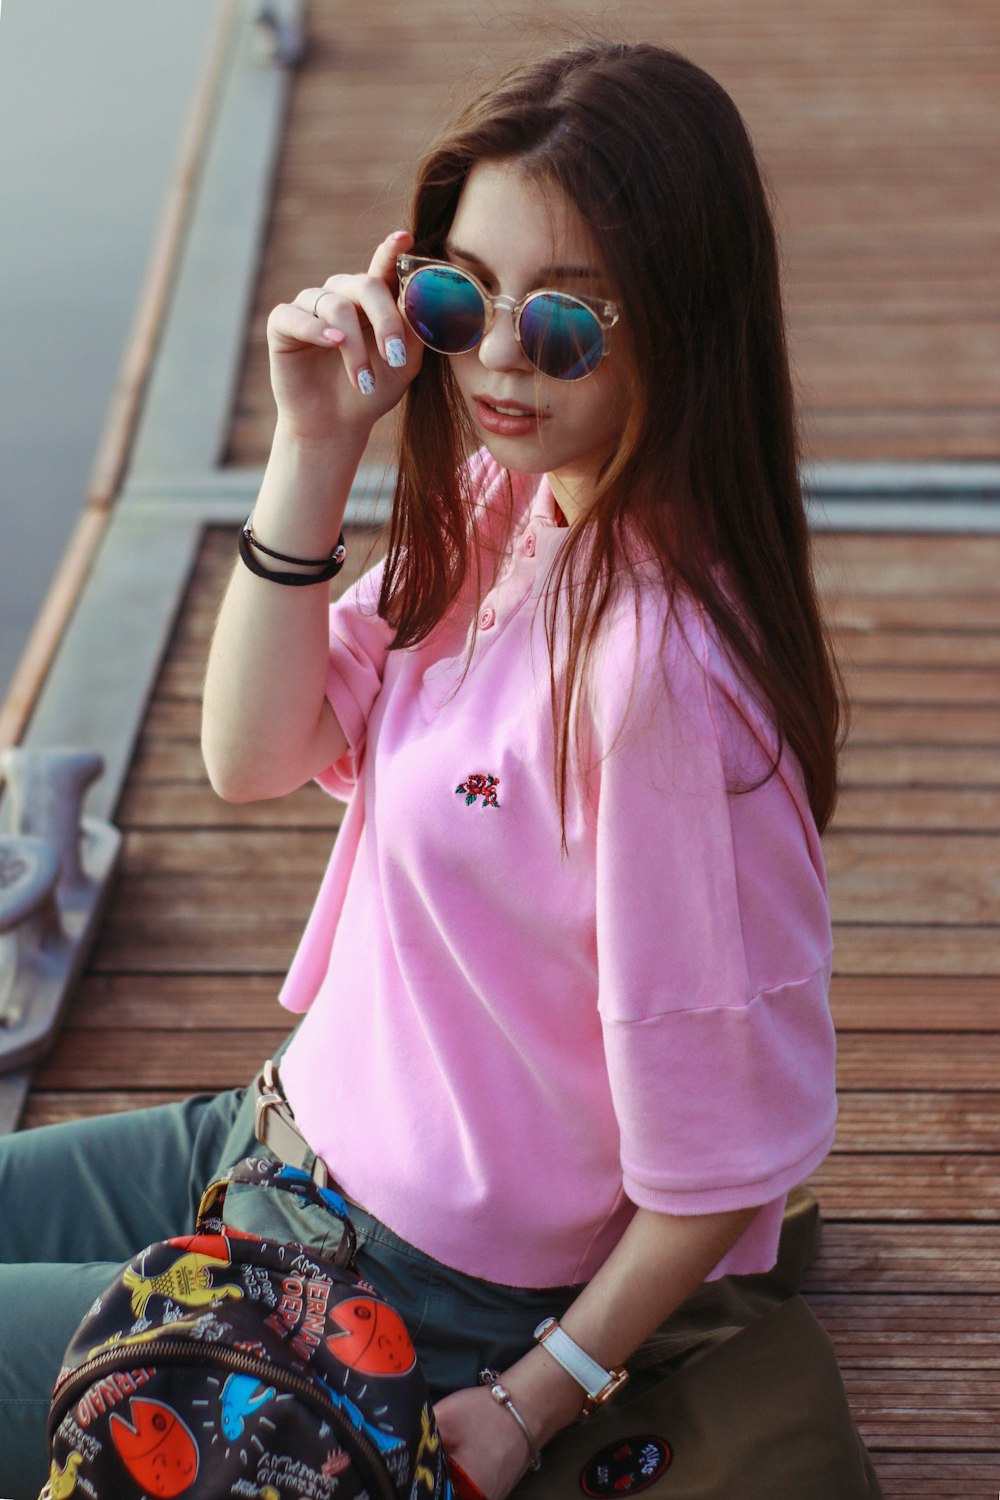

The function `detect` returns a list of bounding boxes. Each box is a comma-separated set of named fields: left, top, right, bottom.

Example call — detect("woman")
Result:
left=0, top=41, right=870, bottom=1499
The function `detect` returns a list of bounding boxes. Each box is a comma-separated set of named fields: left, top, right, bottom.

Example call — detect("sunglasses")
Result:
left=396, top=255, right=620, bottom=382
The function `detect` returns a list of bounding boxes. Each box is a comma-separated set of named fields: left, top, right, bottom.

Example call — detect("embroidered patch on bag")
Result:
left=580, top=1434, right=672, bottom=1495
left=456, top=773, right=501, bottom=808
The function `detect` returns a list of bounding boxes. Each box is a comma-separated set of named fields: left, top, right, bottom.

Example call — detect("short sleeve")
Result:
left=316, top=556, right=393, bottom=799
left=592, top=591, right=837, bottom=1229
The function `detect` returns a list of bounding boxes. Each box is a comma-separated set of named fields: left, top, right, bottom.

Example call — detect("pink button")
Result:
left=479, top=605, right=496, bottom=629
left=523, top=532, right=536, bottom=557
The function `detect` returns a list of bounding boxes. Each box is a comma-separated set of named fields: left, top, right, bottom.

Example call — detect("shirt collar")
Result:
left=525, top=473, right=570, bottom=531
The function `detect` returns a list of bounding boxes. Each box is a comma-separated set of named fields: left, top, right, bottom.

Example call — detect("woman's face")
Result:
left=443, top=161, right=631, bottom=522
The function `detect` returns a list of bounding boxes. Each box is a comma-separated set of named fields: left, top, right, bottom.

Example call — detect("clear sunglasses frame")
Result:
left=395, top=254, right=620, bottom=380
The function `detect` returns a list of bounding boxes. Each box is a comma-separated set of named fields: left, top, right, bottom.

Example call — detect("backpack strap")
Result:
left=197, top=1156, right=358, bottom=1268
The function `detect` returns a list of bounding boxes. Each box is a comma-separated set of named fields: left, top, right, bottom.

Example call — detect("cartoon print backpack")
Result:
left=41, top=1158, right=453, bottom=1500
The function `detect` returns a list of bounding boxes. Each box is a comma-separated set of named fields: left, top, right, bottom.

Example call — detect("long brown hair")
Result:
left=379, top=41, right=846, bottom=833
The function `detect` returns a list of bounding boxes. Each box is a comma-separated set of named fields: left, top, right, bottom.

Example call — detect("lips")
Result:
left=479, top=396, right=538, bottom=416
left=473, top=395, right=544, bottom=437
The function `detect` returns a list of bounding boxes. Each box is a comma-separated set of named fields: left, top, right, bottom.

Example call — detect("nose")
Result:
left=477, top=299, right=530, bottom=372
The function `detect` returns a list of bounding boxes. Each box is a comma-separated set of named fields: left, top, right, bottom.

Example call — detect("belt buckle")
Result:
left=254, top=1066, right=333, bottom=1189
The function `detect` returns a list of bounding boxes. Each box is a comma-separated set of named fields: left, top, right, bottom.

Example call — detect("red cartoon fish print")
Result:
left=109, top=1398, right=199, bottom=1498
left=326, top=1298, right=416, bottom=1375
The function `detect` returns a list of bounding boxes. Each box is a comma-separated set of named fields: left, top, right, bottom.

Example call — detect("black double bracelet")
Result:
left=239, top=516, right=347, bottom=585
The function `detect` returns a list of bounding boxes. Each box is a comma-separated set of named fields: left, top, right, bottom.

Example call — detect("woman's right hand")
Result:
left=265, top=228, right=423, bottom=444
left=204, top=229, right=421, bottom=803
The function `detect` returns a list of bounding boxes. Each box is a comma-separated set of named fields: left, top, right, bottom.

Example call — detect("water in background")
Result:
left=0, top=0, right=218, bottom=702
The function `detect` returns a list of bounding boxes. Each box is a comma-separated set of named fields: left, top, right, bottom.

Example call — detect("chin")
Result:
left=477, top=434, right=549, bottom=474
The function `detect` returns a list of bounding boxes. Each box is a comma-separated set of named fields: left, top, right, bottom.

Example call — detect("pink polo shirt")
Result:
left=278, top=451, right=837, bottom=1288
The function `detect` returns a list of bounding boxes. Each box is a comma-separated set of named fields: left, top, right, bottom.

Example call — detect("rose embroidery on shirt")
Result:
left=456, top=773, right=501, bottom=809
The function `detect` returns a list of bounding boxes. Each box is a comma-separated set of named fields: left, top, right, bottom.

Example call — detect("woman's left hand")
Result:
left=433, top=1384, right=534, bottom=1500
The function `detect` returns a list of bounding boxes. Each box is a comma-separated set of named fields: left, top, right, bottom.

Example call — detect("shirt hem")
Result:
left=621, top=1117, right=836, bottom=1216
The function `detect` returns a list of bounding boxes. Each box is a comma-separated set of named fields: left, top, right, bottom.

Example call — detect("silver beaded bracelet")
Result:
left=478, top=1371, right=542, bottom=1471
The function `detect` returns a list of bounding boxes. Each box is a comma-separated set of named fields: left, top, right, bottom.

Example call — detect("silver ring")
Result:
left=312, top=288, right=335, bottom=318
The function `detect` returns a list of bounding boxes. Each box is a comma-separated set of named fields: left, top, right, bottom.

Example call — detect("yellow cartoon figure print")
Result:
left=124, top=1250, right=242, bottom=1318
left=413, top=1404, right=441, bottom=1493
left=41, top=1452, right=83, bottom=1500
left=87, top=1317, right=202, bottom=1361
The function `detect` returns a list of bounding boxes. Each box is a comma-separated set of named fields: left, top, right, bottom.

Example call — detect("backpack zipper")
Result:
left=50, top=1338, right=398, bottom=1500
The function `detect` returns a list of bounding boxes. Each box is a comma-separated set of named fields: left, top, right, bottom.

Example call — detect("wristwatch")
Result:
left=533, top=1318, right=629, bottom=1416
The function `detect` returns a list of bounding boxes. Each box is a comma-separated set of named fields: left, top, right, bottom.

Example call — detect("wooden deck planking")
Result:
left=225, top=0, right=1000, bottom=466
left=13, top=0, right=1000, bottom=1487
left=18, top=526, right=1000, bottom=1494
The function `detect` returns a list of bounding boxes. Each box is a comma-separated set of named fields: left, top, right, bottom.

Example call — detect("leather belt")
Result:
left=254, top=1057, right=343, bottom=1194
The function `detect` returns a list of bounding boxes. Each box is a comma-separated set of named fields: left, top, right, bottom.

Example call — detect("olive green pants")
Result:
left=0, top=1072, right=881, bottom=1500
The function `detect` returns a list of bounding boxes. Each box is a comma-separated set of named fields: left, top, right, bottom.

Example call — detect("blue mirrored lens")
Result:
left=518, top=293, right=604, bottom=380
left=404, top=267, right=485, bottom=353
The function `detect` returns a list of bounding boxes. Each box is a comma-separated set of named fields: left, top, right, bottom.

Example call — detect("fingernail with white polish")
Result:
left=385, top=338, right=407, bottom=369
left=358, top=369, right=376, bottom=396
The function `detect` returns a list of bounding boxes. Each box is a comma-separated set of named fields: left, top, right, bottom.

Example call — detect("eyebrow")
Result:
left=444, top=241, right=602, bottom=282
